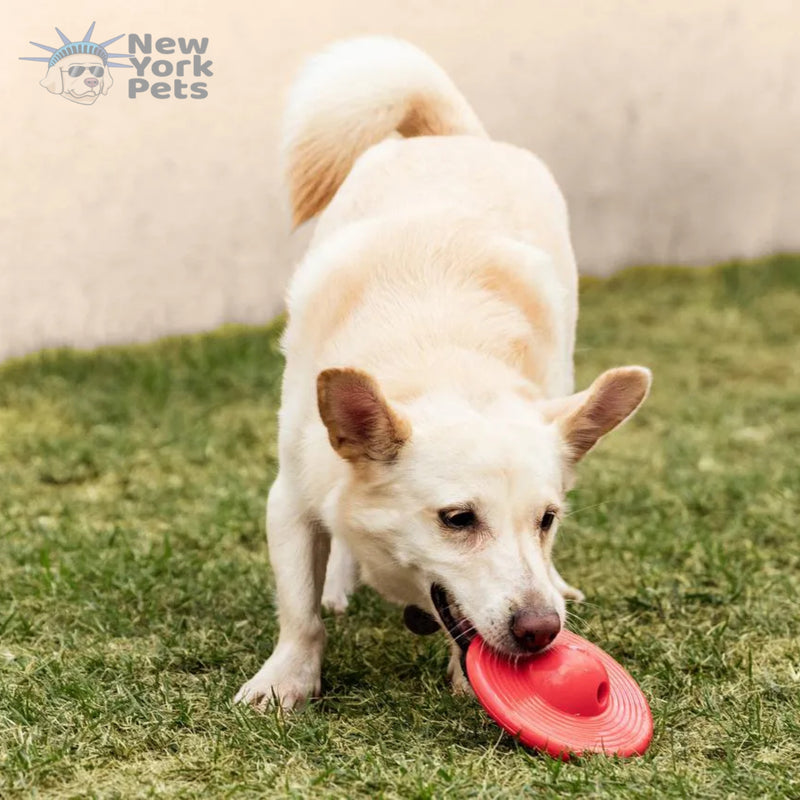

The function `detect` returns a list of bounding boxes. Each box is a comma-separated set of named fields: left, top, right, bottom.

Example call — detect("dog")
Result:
left=40, top=52, right=113, bottom=105
left=235, top=37, right=651, bottom=710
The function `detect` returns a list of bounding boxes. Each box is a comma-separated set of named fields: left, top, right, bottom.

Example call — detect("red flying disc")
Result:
left=466, top=630, right=653, bottom=759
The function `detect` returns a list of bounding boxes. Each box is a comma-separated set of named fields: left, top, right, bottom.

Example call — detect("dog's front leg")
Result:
left=234, top=473, right=330, bottom=710
left=446, top=641, right=474, bottom=696
left=550, top=563, right=585, bottom=603
left=321, top=536, right=357, bottom=614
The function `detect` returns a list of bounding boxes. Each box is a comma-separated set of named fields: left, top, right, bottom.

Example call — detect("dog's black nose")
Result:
left=510, top=608, right=561, bottom=653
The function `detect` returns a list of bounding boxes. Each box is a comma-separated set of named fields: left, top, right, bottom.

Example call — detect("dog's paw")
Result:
left=550, top=565, right=585, bottom=603
left=234, top=670, right=319, bottom=711
left=321, top=590, right=350, bottom=615
left=450, top=670, right=474, bottom=697
left=560, top=584, right=585, bottom=603
left=234, top=647, right=321, bottom=711
left=447, top=651, right=474, bottom=697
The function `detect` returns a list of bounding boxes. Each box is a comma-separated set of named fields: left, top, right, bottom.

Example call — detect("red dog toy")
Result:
left=466, top=629, right=653, bottom=758
left=407, top=588, right=653, bottom=758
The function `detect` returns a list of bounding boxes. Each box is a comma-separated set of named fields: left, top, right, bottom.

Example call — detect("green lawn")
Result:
left=1, top=257, right=799, bottom=798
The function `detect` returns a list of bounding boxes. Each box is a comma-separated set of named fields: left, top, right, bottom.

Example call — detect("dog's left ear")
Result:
left=40, top=66, right=63, bottom=95
left=541, top=366, right=652, bottom=463
left=101, top=69, right=114, bottom=95
left=317, top=368, right=410, bottom=462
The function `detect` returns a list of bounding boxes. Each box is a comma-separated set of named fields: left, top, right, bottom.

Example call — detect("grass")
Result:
left=1, top=256, right=799, bottom=798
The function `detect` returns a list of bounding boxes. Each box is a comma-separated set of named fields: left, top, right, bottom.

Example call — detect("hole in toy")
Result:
left=597, top=680, right=609, bottom=705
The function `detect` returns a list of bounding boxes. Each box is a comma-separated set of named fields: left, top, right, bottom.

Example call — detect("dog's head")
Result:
left=40, top=53, right=112, bottom=105
left=318, top=365, right=651, bottom=656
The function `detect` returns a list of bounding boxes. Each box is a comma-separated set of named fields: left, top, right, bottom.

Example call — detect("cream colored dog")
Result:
left=235, top=37, right=652, bottom=710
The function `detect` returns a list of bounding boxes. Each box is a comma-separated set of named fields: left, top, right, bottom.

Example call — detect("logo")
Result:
left=19, top=21, right=132, bottom=105
left=127, top=35, right=212, bottom=100
left=21, top=23, right=214, bottom=105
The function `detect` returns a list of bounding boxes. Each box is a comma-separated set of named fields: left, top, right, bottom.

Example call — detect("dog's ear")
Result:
left=317, top=368, right=410, bottom=462
left=541, top=366, right=652, bottom=463
left=101, top=69, right=114, bottom=95
left=40, top=66, right=63, bottom=95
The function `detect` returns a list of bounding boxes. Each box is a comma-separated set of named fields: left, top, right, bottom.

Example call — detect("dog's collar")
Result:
left=403, top=603, right=440, bottom=635
left=402, top=584, right=474, bottom=657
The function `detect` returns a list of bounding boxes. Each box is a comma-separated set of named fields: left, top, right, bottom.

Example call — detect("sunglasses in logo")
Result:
left=63, top=65, right=105, bottom=78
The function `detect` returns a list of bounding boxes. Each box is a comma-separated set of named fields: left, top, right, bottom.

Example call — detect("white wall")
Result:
left=2, top=0, right=798, bottom=361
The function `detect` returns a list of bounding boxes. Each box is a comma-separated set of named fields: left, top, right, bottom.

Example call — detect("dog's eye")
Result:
left=438, top=508, right=476, bottom=530
left=540, top=510, right=556, bottom=532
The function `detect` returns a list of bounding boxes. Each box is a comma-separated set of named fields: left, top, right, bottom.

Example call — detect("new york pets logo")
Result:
left=20, top=21, right=213, bottom=105
left=20, top=22, right=132, bottom=105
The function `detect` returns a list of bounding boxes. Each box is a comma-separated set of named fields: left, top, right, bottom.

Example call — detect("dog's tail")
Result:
left=283, top=37, right=487, bottom=226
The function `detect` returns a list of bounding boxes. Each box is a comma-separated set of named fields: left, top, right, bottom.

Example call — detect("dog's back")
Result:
left=284, top=38, right=575, bottom=279
left=281, top=37, right=578, bottom=401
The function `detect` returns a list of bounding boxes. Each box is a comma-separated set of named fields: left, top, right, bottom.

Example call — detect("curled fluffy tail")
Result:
left=282, top=37, right=487, bottom=225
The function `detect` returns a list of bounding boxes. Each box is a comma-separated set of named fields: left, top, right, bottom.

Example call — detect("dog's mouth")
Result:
left=402, top=583, right=477, bottom=653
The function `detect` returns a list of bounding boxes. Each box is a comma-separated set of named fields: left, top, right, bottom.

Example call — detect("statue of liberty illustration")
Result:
left=20, top=22, right=132, bottom=105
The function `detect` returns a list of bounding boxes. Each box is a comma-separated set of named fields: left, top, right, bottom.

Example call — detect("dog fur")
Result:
left=235, top=37, right=651, bottom=710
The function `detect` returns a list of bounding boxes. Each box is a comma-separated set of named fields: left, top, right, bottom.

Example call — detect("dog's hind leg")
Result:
left=550, top=563, right=585, bottom=603
left=234, top=472, right=330, bottom=710
left=322, top=537, right=357, bottom=614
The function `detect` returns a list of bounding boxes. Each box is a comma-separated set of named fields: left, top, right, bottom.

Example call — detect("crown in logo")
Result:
left=20, top=21, right=132, bottom=68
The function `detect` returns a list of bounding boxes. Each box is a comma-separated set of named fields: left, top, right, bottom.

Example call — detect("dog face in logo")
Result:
left=40, top=52, right=112, bottom=105
left=20, top=23, right=131, bottom=106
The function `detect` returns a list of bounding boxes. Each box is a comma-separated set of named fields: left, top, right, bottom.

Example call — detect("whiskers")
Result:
left=435, top=590, right=477, bottom=649
left=564, top=602, right=601, bottom=638
left=563, top=501, right=609, bottom=519
left=452, top=622, right=478, bottom=648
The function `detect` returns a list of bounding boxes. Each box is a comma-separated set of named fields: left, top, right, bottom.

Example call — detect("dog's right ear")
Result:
left=540, top=366, right=652, bottom=463
left=40, top=66, right=64, bottom=95
left=317, top=368, right=410, bottom=462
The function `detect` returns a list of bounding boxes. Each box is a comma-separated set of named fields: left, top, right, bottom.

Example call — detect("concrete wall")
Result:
left=2, top=0, right=798, bottom=361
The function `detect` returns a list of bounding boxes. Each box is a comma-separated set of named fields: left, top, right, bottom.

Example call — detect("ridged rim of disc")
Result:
left=466, top=630, right=653, bottom=758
